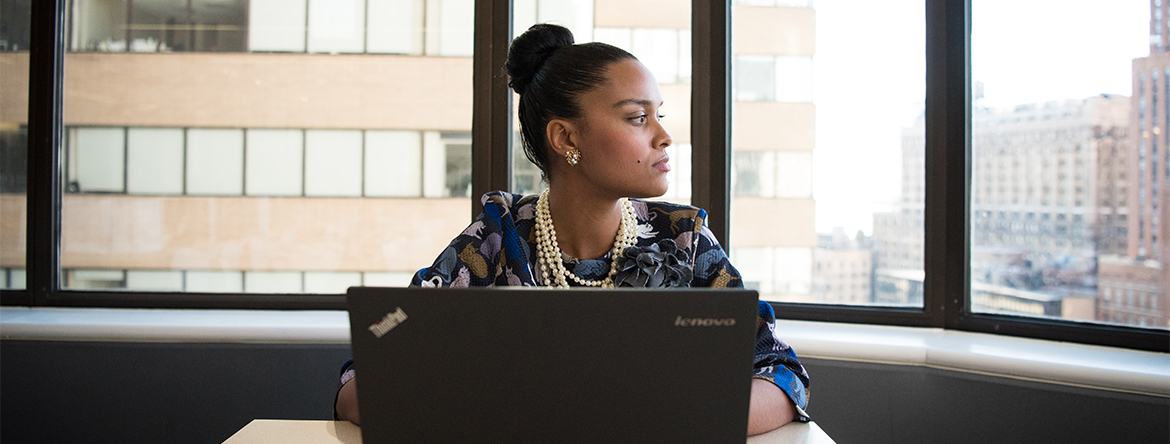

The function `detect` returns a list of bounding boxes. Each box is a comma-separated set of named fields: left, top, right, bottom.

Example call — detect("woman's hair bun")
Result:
left=506, top=24, right=575, bottom=94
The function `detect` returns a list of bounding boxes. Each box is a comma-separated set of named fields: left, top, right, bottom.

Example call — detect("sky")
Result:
left=811, top=0, right=1150, bottom=236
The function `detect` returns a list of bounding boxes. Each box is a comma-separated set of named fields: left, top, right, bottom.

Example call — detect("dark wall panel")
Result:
left=1, top=342, right=1166, bottom=444
left=801, top=358, right=1170, bottom=444
left=1, top=340, right=352, bottom=444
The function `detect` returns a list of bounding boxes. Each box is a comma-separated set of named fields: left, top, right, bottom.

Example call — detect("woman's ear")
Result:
left=546, top=118, right=577, bottom=158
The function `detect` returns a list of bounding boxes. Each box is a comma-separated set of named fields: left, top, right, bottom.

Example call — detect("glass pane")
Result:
left=70, top=0, right=247, bottom=53
left=972, top=0, right=1165, bottom=329
left=0, top=0, right=29, bottom=289
left=730, top=0, right=926, bottom=306
left=127, top=128, right=184, bottom=194
left=509, top=0, right=693, bottom=202
left=60, top=0, right=473, bottom=293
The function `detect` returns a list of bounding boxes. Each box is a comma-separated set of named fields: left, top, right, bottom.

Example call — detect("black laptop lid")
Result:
left=347, top=287, right=759, bottom=444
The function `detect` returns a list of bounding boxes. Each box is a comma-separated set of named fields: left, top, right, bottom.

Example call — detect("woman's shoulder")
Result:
left=632, top=199, right=709, bottom=234
left=479, top=190, right=538, bottom=221
left=635, top=199, right=705, bottom=214
left=481, top=191, right=540, bottom=216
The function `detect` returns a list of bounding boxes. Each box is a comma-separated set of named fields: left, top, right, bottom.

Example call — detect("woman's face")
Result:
left=569, top=59, right=673, bottom=199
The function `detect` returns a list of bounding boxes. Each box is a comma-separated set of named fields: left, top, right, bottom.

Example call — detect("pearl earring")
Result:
left=565, top=149, right=581, bottom=166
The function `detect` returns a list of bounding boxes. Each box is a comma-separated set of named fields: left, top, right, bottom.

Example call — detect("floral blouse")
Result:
left=402, top=191, right=811, bottom=420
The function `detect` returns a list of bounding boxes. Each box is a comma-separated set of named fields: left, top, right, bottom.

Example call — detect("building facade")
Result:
left=1098, top=0, right=1170, bottom=328
left=871, top=115, right=925, bottom=274
left=812, top=228, right=873, bottom=305
left=970, top=96, right=1130, bottom=276
left=0, top=0, right=818, bottom=296
left=875, top=94, right=1129, bottom=315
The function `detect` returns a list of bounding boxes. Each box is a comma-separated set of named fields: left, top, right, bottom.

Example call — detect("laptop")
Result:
left=346, top=286, right=760, bottom=443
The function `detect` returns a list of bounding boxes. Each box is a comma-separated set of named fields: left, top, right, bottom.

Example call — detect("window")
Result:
left=305, top=130, right=363, bottom=197
left=249, top=0, right=307, bottom=52
left=595, top=27, right=691, bottom=85
left=47, top=0, right=475, bottom=294
left=510, top=0, right=693, bottom=202
left=6, top=0, right=1167, bottom=352
left=366, top=0, right=424, bottom=55
left=971, top=0, right=1161, bottom=329
left=514, top=0, right=594, bottom=43
left=71, top=0, right=248, bottom=53
left=731, top=0, right=923, bottom=307
left=433, top=0, right=474, bottom=57
left=186, top=129, right=244, bottom=195
left=0, top=0, right=28, bottom=290
left=58, top=0, right=469, bottom=56
left=245, top=129, right=304, bottom=197
left=365, top=131, right=422, bottom=197
left=734, top=55, right=776, bottom=102
left=307, top=0, right=366, bottom=54
left=127, top=128, right=184, bottom=195
left=68, top=127, right=125, bottom=193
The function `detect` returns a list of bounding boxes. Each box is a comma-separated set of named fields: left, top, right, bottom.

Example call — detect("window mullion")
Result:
left=691, top=0, right=731, bottom=248
left=472, top=0, right=513, bottom=220
left=26, top=0, right=66, bottom=306
left=922, top=0, right=970, bottom=329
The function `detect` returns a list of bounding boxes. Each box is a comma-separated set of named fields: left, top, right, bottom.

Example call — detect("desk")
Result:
left=223, top=420, right=836, bottom=444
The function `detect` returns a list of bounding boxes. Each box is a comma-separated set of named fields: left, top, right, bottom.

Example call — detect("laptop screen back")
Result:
left=347, top=287, right=759, bottom=443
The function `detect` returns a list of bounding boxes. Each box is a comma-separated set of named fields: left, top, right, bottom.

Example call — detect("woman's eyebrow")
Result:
left=611, top=99, right=663, bottom=108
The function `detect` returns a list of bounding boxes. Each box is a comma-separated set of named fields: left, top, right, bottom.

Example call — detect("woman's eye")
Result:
left=657, top=114, right=666, bottom=121
left=632, top=115, right=648, bottom=124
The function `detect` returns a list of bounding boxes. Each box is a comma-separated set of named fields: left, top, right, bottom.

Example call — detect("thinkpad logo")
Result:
left=674, top=316, right=736, bottom=327
left=369, top=307, right=408, bottom=338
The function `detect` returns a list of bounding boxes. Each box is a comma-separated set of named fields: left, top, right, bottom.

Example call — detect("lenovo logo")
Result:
left=674, top=316, right=736, bottom=327
left=369, top=307, right=408, bottom=338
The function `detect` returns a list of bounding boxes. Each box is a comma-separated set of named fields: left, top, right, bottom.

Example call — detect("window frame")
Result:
left=4, top=0, right=1167, bottom=352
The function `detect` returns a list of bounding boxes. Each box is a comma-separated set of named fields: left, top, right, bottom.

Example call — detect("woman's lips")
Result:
left=653, top=157, right=671, bottom=172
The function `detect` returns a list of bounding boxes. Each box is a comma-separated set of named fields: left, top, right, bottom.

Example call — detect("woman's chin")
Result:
left=629, top=183, right=670, bottom=199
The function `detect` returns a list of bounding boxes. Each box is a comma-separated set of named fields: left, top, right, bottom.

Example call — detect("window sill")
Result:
left=2, top=307, right=1166, bottom=397
left=0, top=306, right=350, bottom=344
left=776, top=319, right=1169, bottom=397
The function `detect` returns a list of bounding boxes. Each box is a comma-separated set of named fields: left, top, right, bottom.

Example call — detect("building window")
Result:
left=186, top=129, right=245, bottom=196
left=246, top=129, right=304, bottom=197
left=305, top=130, right=363, bottom=197
left=127, top=128, right=184, bottom=195
left=62, top=127, right=473, bottom=200
left=71, top=0, right=249, bottom=52
left=307, top=0, right=367, bottom=54
left=734, top=55, right=776, bottom=102
left=365, top=131, right=423, bottom=197
left=68, top=127, right=125, bottom=193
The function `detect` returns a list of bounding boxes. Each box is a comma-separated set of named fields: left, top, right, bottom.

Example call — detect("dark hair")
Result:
left=505, top=24, right=636, bottom=181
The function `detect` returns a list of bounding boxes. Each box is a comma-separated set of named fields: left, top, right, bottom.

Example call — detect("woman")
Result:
left=335, top=23, right=809, bottom=435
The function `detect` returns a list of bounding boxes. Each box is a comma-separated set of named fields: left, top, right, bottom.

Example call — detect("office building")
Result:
left=872, top=115, right=925, bottom=274
left=725, top=1, right=818, bottom=303
left=0, top=0, right=817, bottom=298
left=812, top=228, right=872, bottom=304
left=970, top=95, right=1129, bottom=275
left=1098, top=0, right=1170, bottom=328
left=875, top=95, right=1129, bottom=314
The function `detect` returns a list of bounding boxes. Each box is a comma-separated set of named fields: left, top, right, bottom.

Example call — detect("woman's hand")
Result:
left=335, top=377, right=361, bottom=425
left=747, top=378, right=796, bottom=436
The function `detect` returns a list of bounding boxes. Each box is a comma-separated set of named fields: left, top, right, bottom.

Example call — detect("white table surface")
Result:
left=222, top=419, right=836, bottom=444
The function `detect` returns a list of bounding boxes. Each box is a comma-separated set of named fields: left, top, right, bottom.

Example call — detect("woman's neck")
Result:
left=545, top=185, right=624, bottom=260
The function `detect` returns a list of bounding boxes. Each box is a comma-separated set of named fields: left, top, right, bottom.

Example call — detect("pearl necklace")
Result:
left=535, top=188, right=638, bottom=288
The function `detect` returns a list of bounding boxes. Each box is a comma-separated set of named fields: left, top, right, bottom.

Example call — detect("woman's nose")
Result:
left=655, top=119, right=672, bottom=149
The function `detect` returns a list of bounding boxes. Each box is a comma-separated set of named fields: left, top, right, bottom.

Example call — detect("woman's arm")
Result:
left=747, top=378, right=797, bottom=435
left=335, top=377, right=360, bottom=425
left=685, top=221, right=811, bottom=432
